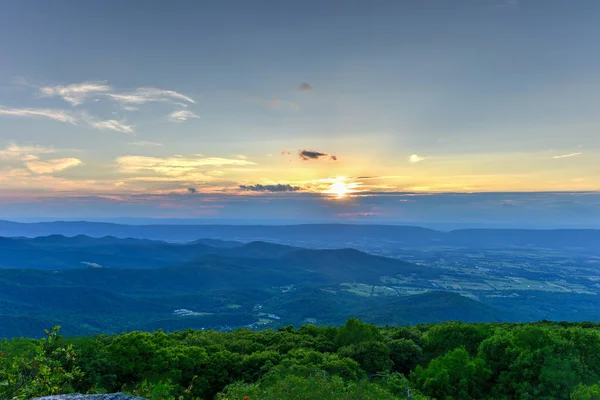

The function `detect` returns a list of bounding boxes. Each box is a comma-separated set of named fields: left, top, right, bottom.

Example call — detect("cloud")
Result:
left=187, top=187, right=197, bottom=194
left=0, top=143, right=56, bottom=160
left=239, top=184, right=302, bottom=192
left=107, top=87, right=195, bottom=105
left=25, top=158, right=82, bottom=174
left=409, top=154, right=426, bottom=163
left=116, top=155, right=256, bottom=177
left=299, top=150, right=326, bottom=159
left=299, top=149, right=338, bottom=161
left=4, top=82, right=198, bottom=134
left=299, top=82, right=313, bottom=92
left=553, top=152, right=582, bottom=159
left=0, top=143, right=82, bottom=175
left=128, top=141, right=163, bottom=147
left=0, top=106, right=133, bottom=134
left=87, top=119, right=134, bottom=134
left=39, top=82, right=111, bottom=106
left=169, top=110, right=199, bottom=122
left=0, top=107, right=76, bottom=123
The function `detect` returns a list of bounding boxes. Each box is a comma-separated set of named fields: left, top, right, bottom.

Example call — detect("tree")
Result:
left=423, top=322, right=491, bottom=360
left=219, top=373, right=397, bottom=400
left=338, top=341, right=393, bottom=375
left=572, top=382, right=600, bottom=400
left=412, top=347, right=491, bottom=400
left=388, top=339, right=422, bottom=375
left=335, top=318, right=382, bottom=348
left=0, top=326, right=83, bottom=400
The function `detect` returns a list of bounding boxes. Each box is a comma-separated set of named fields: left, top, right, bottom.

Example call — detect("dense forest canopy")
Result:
left=3, top=319, right=600, bottom=399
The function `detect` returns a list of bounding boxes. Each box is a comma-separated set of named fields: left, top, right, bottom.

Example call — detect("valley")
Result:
left=1, top=226, right=600, bottom=338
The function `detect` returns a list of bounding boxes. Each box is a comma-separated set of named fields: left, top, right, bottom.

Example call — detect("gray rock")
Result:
left=31, top=394, right=147, bottom=400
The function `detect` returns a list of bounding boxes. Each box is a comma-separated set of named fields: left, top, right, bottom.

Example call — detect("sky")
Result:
left=1, top=0, right=600, bottom=225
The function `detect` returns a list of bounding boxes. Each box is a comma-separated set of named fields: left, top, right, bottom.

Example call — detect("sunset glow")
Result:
left=330, top=179, right=350, bottom=198
left=0, top=1, right=599, bottom=223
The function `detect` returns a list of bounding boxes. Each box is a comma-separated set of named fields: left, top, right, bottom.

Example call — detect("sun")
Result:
left=330, top=179, right=350, bottom=198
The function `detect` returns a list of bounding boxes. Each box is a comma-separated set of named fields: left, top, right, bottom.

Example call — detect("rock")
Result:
left=31, top=394, right=147, bottom=400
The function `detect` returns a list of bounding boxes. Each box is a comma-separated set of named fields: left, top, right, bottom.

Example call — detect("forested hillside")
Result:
left=5, top=234, right=600, bottom=339
left=3, top=320, right=600, bottom=399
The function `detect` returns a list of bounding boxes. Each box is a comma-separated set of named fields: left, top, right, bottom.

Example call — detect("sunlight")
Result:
left=326, top=177, right=351, bottom=198
left=331, top=180, right=349, bottom=198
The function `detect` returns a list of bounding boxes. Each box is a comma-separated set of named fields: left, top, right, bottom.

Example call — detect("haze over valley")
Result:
left=2, top=222, right=600, bottom=339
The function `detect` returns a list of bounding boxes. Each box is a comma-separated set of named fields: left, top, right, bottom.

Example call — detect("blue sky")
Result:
left=1, top=0, right=599, bottom=224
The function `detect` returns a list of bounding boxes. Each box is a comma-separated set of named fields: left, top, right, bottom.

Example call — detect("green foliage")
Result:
left=479, top=325, right=597, bottom=399
left=335, top=318, right=382, bottom=347
left=572, top=382, right=600, bottom=400
left=219, top=373, right=396, bottom=400
left=388, top=338, right=422, bottom=374
left=4, top=320, right=600, bottom=400
left=423, top=321, right=492, bottom=358
left=412, top=347, right=491, bottom=400
left=0, top=326, right=84, bottom=400
left=337, top=341, right=393, bottom=375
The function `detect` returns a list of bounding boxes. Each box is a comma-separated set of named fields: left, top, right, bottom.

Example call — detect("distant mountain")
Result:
left=190, top=238, right=243, bottom=248
left=0, top=221, right=440, bottom=243
left=1, top=221, right=599, bottom=250
left=0, top=235, right=299, bottom=270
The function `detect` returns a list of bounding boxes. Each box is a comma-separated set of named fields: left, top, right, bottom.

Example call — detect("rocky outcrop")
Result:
left=32, top=394, right=147, bottom=400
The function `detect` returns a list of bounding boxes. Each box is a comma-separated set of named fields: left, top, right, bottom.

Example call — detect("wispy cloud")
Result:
left=298, top=149, right=338, bottom=161
left=107, top=87, right=195, bottom=105
left=553, top=152, right=582, bottom=159
left=25, top=158, right=82, bottom=174
left=87, top=118, right=134, bottom=134
left=409, top=154, right=426, bottom=163
left=0, top=143, right=56, bottom=160
left=116, top=155, right=256, bottom=177
left=0, top=107, right=76, bottom=123
left=169, top=109, right=199, bottom=122
left=0, top=107, right=134, bottom=134
left=39, top=82, right=111, bottom=106
left=5, top=81, right=199, bottom=134
left=128, top=141, right=163, bottom=147
left=239, top=183, right=302, bottom=192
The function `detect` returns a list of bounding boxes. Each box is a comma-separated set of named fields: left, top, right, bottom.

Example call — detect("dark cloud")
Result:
left=299, top=150, right=326, bottom=160
left=239, top=184, right=302, bottom=192
left=187, top=187, right=197, bottom=194
left=299, top=149, right=338, bottom=161
left=299, top=82, right=312, bottom=92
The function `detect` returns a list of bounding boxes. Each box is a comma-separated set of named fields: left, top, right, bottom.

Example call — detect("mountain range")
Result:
left=2, top=220, right=600, bottom=250
left=1, top=226, right=600, bottom=338
left=0, top=234, right=503, bottom=338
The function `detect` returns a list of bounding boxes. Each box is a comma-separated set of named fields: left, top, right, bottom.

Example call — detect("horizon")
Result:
left=2, top=217, right=600, bottom=231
